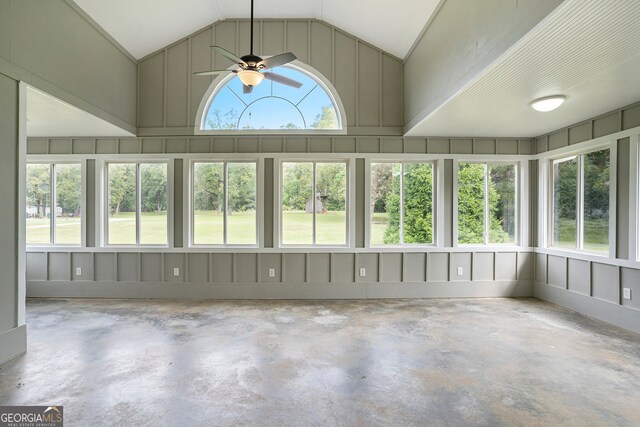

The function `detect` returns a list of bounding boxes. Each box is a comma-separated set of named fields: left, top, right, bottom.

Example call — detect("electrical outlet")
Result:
left=457, top=267, right=464, bottom=276
left=75, top=267, right=82, bottom=276
left=268, top=268, right=276, bottom=278
left=623, top=288, right=632, bottom=300
left=173, top=267, right=180, bottom=277
left=359, top=268, right=366, bottom=277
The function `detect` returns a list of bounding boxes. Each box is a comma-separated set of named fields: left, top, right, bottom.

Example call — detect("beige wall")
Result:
left=137, top=19, right=403, bottom=136
left=0, top=0, right=137, bottom=132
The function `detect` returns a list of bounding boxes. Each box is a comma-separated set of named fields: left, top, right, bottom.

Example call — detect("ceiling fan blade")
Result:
left=193, top=69, right=234, bottom=76
left=263, top=72, right=303, bottom=88
left=243, top=84, right=254, bottom=94
left=211, top=46, right=246, bottom=65
left=258, top=52, right=297, bottom=70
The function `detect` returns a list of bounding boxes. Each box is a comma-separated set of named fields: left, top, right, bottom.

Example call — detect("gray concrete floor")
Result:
left=0, top=298, right=639, bottom=426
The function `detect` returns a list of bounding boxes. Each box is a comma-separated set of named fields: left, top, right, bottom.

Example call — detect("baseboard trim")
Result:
left=27, top=280, right=533, bottom=300
left=0, top=325, right=27, bottom=365
left=534, top=282, right=640, bottom=334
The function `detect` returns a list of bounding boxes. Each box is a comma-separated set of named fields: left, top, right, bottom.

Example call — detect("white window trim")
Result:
left=546, top=142, right=615, bottom=257
left=276, top=157, right=353, bottom=248
left=25, top=159, right=86, bottom=249
left=453, top=159, right=524, bottom=247
left=187, top=158, right=262, bottom=248
left=101, top=159, right=174, bottom=248
left=194, top=60, right=348, bottom=136
left=630, top=134, right=640, bottom=261
left=366, top=159, right=438, bottom=248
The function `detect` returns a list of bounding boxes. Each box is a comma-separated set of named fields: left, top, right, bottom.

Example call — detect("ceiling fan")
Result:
left=194, top=0, right=302, bottom=94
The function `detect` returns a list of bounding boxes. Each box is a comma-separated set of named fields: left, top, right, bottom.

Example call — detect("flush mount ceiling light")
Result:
left=530, top=95, right=566, bottom=112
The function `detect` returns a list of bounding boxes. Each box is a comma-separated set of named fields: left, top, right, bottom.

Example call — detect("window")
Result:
left=201, top=64, right=343, bottom=132
left=26, top=163, right=82, bottom=245
left=280, top=161, right=347, bottom=245
left=370, top=162, right=434, bottom=245
left=191, top=161, right=257, bottom=245
left=457, top=162, right=517, bottom=245
left=551, top=148, right=610, bottom=252
left=106, top=162, right=168, bottom=246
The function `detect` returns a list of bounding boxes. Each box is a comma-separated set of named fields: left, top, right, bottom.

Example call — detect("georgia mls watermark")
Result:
left=0, top=406, right=63, bottom=427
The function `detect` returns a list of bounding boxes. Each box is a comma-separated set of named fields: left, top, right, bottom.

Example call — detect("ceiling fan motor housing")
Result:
left=241, top=54, right=264, bottom=69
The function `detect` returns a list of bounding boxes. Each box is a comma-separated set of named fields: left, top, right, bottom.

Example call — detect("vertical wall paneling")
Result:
left=333, top=31, right=357, bottom=128
left=357, top=43, right=380, bottom=127
left=166, top=40, right=189, bottom=127
left=138, top=52, right=165, bottom=128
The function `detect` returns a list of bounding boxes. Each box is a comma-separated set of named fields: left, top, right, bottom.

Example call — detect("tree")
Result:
left=56, top=165, right=82, bottom=216
left=315, top=164, right=346, bottom=211
left=311, top=106, right=338, bottom=129
left=206, top=108, right=239, bottom=129
left=282, top=163, right=312, bottom=210
left=26, top=164, right=50, bottom=217
left=228, top=163, right=256, bottom=214
left=193, top=163, right=224, bottom=211
left=108, top=164, right=136, bottom=214
left=141, top=164, right=167, bottom=213
left=370, top=163, right=394, bottom=215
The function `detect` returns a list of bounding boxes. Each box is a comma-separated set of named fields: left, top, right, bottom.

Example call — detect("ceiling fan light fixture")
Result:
left=237, top=69, right=264, bottom=87
left=531, top=95, right=566, bottom=112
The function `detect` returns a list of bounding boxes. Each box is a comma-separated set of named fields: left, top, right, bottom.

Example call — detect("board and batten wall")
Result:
left=25, top=135, right=535, bottom=300
left=1, top=0, right=139, bottom=364
left=533, top=101, right=640, bottom=334
left=137, top=19, right=403, bottom=136
left=0, top=73, right=26, bottom=364
left=0, top=0, right=137, bottom=132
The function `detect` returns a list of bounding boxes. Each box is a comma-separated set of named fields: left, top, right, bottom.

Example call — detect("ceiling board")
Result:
left=27, top=87, right=135, bottom=138
left=405, top=0, right=640, bottom=137
left=71, top=0, right=440, bottom=59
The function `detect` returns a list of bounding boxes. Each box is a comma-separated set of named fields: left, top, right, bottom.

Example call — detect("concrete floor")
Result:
left=0, top=298, right=639, bottom=426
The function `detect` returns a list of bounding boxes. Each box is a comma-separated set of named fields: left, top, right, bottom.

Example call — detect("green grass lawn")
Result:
left=26, top=216, right=81, bottom=245
left=194, top=210, right=256, bottom=244
left=371, top=212, right=389, bottom=245
left=554, top=218, right=609, bottom=252
left=281, top=211, right=347, bottom=245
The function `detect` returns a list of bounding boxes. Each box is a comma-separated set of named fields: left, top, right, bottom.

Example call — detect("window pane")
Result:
left=193, top=162, right=224, bottom=245
left=370, top=163, right=401, bottom=245
left=228, top=163, right=257, bottom=245
left=488, top=164, right=516, bottom=244
left=108, top=163, right=136, bottom=245
left=553, top=158, right=577, bottom=248
left=282, top=162, right=313, bottom=244
left=140, top=163, right=168, bottom=245
left=26, top=164, right=51, bottom=245
left=316, top=163, right=347, bottom=245
left=583, top=150, right=610, bottom=252
left=55, top=164, right=82, bottom=244
left=403, top=163, right=433, bottom=244
left=458, top=163, right=486, bottom=244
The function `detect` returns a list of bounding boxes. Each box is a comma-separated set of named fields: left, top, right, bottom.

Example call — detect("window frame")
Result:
left=188, top=159, right=261, bottom=248
left=453, top=159, right=522, bottom=247
left=276, top=158, right=352, bottom=248
left=194, top=61, right=348, bottom=136
left=102, top=159, right=173, bottom=248
left=548, top=145, right=613, bottom=256
left=25, top=160, right=86, bottom=248
left=368, top=160, right=437, bottom=247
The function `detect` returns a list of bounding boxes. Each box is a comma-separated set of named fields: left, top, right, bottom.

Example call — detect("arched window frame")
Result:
left=194, top=60, right=347, bottom=135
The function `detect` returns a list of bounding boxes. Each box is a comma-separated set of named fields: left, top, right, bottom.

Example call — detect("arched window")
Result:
left=196, top=62, right=346, bottom=134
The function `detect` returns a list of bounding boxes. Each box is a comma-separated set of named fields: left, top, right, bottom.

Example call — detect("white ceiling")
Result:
left=72, top=0, right=440, bottom=60
left=26, top=87, right=135, bottom=138
left=406, top=0, right=640, bottom=138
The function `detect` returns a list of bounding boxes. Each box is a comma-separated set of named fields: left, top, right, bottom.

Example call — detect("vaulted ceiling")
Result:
left=72, top=0, right=441, bottom=59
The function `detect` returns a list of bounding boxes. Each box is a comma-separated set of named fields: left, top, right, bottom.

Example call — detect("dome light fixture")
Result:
left=531, top=95, right=566, bottom=112
left=237, top=69, right=265, bottom=88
